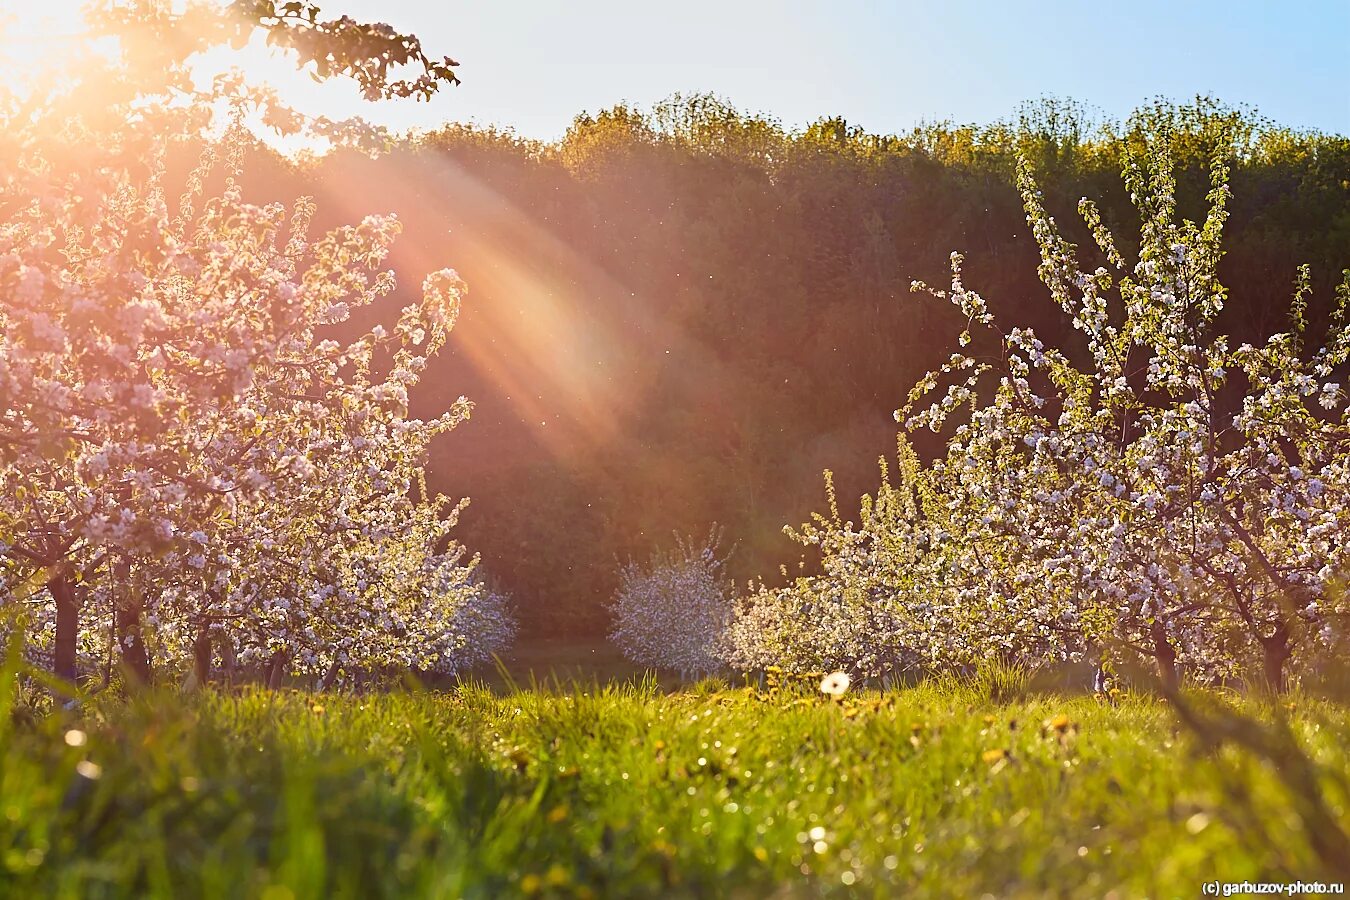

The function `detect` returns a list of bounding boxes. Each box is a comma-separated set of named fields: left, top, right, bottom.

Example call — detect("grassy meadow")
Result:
left=3, top=673, right=1346, bottom=899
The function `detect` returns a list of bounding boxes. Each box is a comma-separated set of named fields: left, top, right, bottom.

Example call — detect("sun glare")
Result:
left=0, top=0, right=379, bottom=156
left=0, top=2, right=118, bottom=97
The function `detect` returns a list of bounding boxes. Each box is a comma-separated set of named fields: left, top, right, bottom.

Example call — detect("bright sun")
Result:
left=0, top=2, right=114, bottom=96
left=0, top=0, right=375, bottom=155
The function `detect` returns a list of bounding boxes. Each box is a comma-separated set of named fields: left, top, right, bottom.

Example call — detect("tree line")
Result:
left=245, top=94, right=1350, bottom=636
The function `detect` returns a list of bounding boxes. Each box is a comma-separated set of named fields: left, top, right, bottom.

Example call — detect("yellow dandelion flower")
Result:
left=981, top=748, right=1007, bottom=765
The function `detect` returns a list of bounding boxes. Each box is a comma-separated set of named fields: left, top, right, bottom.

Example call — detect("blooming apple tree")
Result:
left=899, top=128, right=1350, bottom=691
left=0, top=4, right=511, bottom=685
left=726, top=126, right=1350, bottom=692
left=0, top=130, right=510, bottom=682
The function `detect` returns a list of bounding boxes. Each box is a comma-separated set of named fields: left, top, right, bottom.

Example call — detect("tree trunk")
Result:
left=1150, top=618, right=1179, bottom=692
left=114, top=558, right=152, bottom=686
left=219, top=638, right=237, bottom=686
left=116, top=603, right=152, bottom=686
left=266, top=649, right=288, bottom=689
left=1260, top=622, right=1291, bottom=694
left=49, top=573, right=79, bottom=684
left=193, top=627, right=212, bottom=686
left=103, top=609, right=116, bottom=689
left=316, top=659, right=340, bottom=691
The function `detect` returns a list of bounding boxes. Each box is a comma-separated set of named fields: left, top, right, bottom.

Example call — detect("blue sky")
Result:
left=18, top=0, right=1332, bottom=138
left=283, top=0, right=1348, bottom=138
left=10, top=1, right=1350, bottom=135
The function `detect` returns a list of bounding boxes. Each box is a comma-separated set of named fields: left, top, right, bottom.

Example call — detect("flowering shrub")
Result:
left=0, top=130, right=506, bottom=681
left=0, top=5, right=511, bottom=684
left=608, top=530, right=732, bottom=677
left=732, top=120, right=1350, bottom=692
left=721, top=445, right=965, bottom=681
left=443, top=571, right=518, bottom=672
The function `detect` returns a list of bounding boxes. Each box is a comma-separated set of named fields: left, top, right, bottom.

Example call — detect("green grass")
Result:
left=2, top=677, right=1346, bottom=898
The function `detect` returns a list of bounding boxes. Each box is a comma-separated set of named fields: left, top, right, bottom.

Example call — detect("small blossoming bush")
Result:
left=721, top=443, right=966, bottom=681
left=608, top=531, right=732, bottom=677
left=444, top=571, right=518, bottom=671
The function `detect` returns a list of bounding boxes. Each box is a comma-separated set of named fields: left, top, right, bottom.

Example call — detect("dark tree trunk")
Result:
left=316, top=659, right=340, bottom=691
left=114, top=559, right=152, bottom=686
left=193, top=627, right=212, bottom=686
left=49, top=573, right=79, bottom=684
left=219, top=638, right=237, bottom=685
left=1150, top=618, right=1179, bottom=692
left=1260, top=622, right=1291, bottom=694
left=116, top=605, right=152, bottom=686
left=116, top=604, right=152, bottom=687
left=266, top=650, right=288, bottom=689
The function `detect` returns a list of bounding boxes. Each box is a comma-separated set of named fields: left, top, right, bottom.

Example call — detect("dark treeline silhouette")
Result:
left=241, top=95, right=1350, bottom=636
